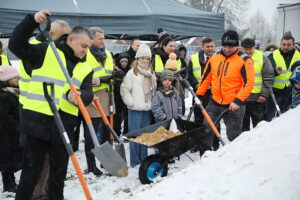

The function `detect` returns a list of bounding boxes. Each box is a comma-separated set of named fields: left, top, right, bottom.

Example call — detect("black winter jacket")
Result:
left=0, top=85, right=22, bottom=172
left=8, top=14, right=94, bottom=142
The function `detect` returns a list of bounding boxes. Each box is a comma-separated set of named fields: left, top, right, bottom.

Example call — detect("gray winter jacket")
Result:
left=151, top=86, right=182, bottom=122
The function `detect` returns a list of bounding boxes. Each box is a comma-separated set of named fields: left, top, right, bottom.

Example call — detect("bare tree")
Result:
left=247, top=9, right=275, bottom=47
left=183, top=0, right=250, bottom=34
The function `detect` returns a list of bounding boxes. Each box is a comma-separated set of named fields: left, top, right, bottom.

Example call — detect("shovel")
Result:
left=108, top=79, right=115, bottom=143
left=93, top=99, right=127, bottom=163
left=43, top=82, right=92, bottom=200
left=39, top=15, right=128, bottom=177
left=174, top=68, right=226, bottom=146
left=264, top=77, right=281, bottom=116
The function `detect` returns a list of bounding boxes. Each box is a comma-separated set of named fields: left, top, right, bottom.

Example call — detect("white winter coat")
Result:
left=120, top=69, right=153, bottom=111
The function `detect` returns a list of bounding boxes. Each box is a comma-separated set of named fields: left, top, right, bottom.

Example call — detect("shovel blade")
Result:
left=92, top=142, right=128, bottom=177
left=115, top=143, right=127, bottom=163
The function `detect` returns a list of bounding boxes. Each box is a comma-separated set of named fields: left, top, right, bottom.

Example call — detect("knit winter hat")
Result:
left=0, top=66, right=19, bottom=82
left=120, top=57, right=128, bottom=63
left=164, top=53, right=178, bottom=71
left=241, top=38, right=255, bottom=48
left=135, top=43, right=152, bottom=58
left=160, top=69, right=174, bottom=81
left=290, top=66, right=300, bottom=84
left=222, top=30, right=239, bottom=47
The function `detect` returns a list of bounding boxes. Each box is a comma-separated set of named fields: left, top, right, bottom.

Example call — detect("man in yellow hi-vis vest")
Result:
left=9, top=10, right=94, bottom=200
left=18, top=19, right=71, bottom=200
left=266, top=33, right=300, bottom=121
left=240, top=38, right=274, bottom=131
left=84, top=27, right=117, bottom=176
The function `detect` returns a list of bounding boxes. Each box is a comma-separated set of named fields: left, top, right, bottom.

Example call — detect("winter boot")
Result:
left=199, top=145, right=212, bottom=157
left=87, top=166, right=103, bottom=176
left=2, top=172, right=17, bottom=193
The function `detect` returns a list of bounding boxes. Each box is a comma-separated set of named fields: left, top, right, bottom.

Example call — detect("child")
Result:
left=289, top=65, right=300, bottom=109
left=163, top=53, right=186, bottom=114
left=152, top=69, right=182, bottom=122
left=0, top=66, right=22, bottom=193
left=121, top=44, right=157, bottom=167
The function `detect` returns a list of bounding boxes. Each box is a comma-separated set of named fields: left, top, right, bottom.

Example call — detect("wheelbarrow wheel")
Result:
left=139, top=154, right=168, bottom=184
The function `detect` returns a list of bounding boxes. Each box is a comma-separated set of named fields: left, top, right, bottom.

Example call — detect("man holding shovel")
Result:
left=9, top=10, right=94, bottom=200
left=196, top=30, right=255, bottom=154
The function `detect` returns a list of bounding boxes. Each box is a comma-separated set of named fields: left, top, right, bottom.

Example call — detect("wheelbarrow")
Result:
left=124, top=119, right=205, bottom=184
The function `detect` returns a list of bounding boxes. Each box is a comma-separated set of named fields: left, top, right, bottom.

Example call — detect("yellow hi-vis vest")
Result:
left=273, top=49, right=300, bottom=89
left=251, top=50, right=264, bottom=93
left=23, top=45, right=92, bottom=116
left=59, top=62, right=92, bottom=116
left=154, top=54, right=182, bottom=72
left=86, top=49, right=114, bottom=92
left=0, top=54, right=10, bottom=65
left=190, top=53, right=202, bottom=82
left=19, top=38, right=41, bottom=105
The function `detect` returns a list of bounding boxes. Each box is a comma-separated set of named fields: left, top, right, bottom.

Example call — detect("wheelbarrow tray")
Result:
left=125, top=119, right=206, bottom=157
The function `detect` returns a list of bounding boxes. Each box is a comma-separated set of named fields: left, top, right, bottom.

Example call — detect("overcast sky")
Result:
left=249, top=0, right=300, bottom=23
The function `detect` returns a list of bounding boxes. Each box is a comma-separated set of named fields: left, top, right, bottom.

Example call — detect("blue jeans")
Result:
left=128, top=109, right=152, bottom=167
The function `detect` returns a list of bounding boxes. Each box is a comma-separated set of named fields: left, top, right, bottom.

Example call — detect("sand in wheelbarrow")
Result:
left=129, top=126, right=182, bottom=146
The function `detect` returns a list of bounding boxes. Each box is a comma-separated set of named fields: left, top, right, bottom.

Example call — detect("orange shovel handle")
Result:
left=93, top=99, right=114, bottom=139
left=70, top=154, right=92, bottom=200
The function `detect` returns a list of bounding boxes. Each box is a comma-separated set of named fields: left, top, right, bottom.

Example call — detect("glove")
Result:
left=113, top=69, right=124, bottom=79
left=100, top=75, right=112, bottom=84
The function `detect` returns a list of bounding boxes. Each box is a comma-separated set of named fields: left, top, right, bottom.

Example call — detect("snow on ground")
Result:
left=1, top=100, right=299, bottom=200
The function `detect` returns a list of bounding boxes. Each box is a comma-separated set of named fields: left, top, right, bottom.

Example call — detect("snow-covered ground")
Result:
left=1, top=99, right=300, bottom=200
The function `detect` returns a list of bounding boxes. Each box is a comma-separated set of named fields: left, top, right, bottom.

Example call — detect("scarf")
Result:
left=159, top=86, right=176, bottom=97
left=90, top=46, right=107, bottom=64
left=137, top=61, right=157, bottom=103
left=1, top=87, right=19, bottom=97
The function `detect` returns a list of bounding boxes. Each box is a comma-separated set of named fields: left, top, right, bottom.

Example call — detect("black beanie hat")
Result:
left=222, top=30, right=239, bottom=47
left=241, top=38, right=255, bottom=48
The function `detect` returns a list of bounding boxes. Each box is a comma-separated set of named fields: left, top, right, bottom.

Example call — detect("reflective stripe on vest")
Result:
left=23, top=46, right=67, bottom=116
left=154, top=54, right=182, bottom=72
left=19, top=38, right=41, bottom=105
left=191, top=53, right=201, bottom=82
left=251, top=50, right=264, bottom=93
left=273, top=49, right=300, bottom=89
left=86, top=49, right=114, bottom=92
left=59, top=62, right=92, bottom=116
left=0, top=54, right=10, bottom=65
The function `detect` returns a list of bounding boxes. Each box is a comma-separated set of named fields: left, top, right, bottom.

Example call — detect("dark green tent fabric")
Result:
left=0, top=0, right=224, bottom=40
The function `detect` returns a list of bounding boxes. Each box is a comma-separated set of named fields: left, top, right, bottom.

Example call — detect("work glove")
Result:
left=113, top=69, right=124, bottom=79
left=100, top=75, right=112, bottom=84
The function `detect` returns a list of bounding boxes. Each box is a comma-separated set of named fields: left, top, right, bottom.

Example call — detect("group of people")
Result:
left=0, top=9, right=300, bottom=200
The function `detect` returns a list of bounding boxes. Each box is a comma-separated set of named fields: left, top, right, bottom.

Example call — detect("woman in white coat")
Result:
left=120, top=44, right=157, bottom=167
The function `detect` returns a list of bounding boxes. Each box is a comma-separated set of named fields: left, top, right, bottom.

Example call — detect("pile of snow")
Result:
left=1, top=107, right=299, bottom=200
left=131, top=106, right=300, bottom=200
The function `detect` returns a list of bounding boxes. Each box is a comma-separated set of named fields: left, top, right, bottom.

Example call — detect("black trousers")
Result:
left=242, top=101, right=265, bottom=132
left=113, top=98, right=128, bottom=136
left=15, top=135, right=69, bottom=200
left=15, top=112, right=76, bottom=200
left=202, top=101, right=246, bottom=147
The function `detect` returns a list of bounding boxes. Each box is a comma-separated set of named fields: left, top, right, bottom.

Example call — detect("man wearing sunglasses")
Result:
left=196, top=30, right=255, bottom=155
